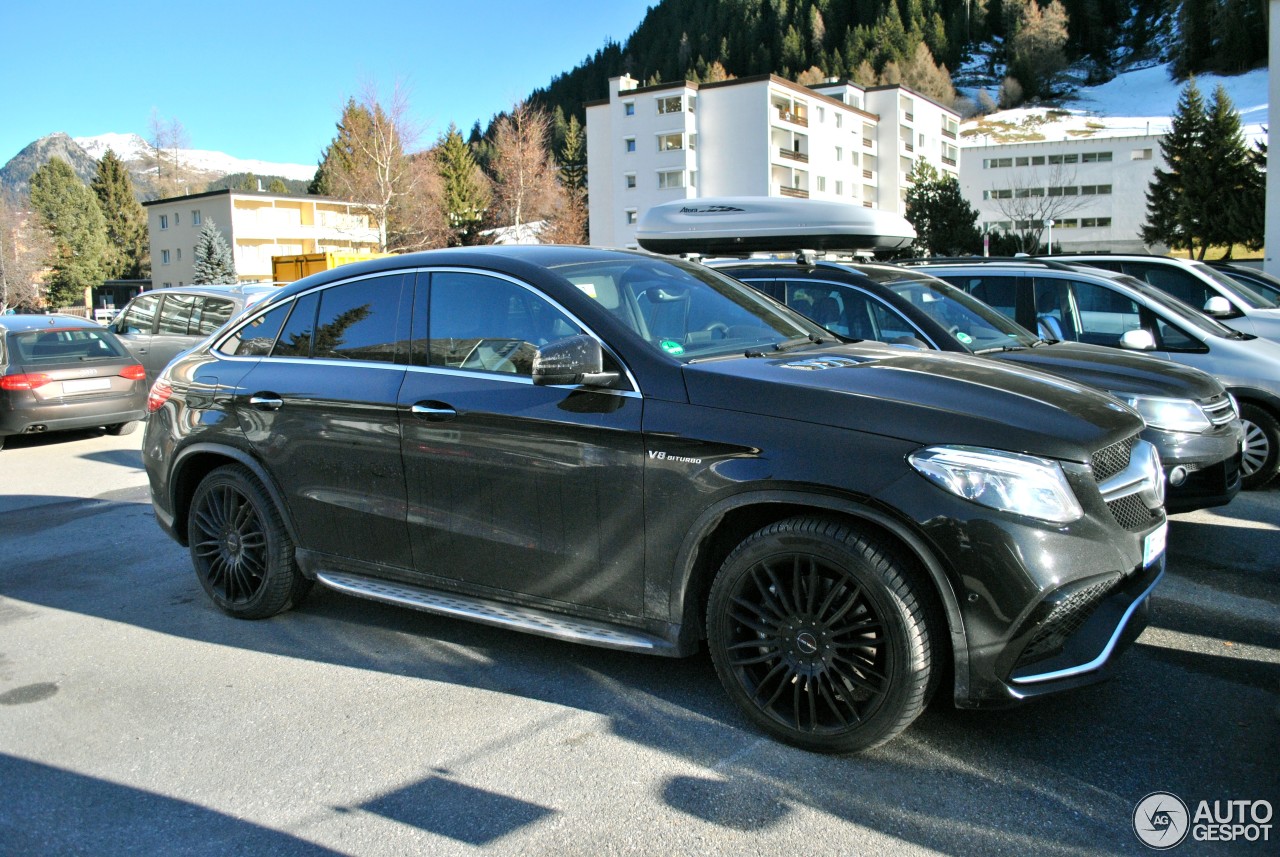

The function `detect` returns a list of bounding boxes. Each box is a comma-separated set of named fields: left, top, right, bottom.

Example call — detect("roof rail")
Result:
left=895, top=256, right=1084, bottom=271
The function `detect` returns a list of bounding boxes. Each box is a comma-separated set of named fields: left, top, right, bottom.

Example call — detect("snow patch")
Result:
left=72, top=133, right=315, bottom=182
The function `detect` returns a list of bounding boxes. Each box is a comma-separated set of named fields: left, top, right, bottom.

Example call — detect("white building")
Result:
left=586, top=74, right=961, bottom=248
left=143, top=189, right=381, bottom=285
left=960, top=134, right=1165, bottom=253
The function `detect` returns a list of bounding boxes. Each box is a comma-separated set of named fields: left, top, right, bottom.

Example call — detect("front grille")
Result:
left=1015, top=577, right=1120, bottom=668
left=1106, top=493, right=1160, bottom=532
left=1203, top=395, right=1237, bottom=427
left=1091, top=435, right=1136, bottom=482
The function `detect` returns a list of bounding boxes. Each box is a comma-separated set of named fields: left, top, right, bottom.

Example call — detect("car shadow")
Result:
left=2, top=493, right=1277, bottom=854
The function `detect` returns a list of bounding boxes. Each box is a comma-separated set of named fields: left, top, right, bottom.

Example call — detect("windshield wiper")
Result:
left=975, top=344, right=1029, bottom=354
left=773, top=334, right=825, bottom=352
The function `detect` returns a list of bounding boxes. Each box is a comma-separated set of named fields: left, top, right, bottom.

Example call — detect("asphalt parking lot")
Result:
left=1, top=428, right=1276, bottom=856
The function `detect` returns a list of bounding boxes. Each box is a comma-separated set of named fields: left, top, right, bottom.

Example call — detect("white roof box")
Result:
left=635, top=196, right=916, bottom=255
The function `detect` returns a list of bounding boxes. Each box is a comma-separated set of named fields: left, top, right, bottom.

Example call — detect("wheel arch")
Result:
left=168, top=443, right=298, bottom=550
left=670, top=489, right=972, bottom=703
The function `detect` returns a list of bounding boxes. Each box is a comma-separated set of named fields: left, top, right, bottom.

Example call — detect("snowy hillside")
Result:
left=73, top=132, right=315, bottom=181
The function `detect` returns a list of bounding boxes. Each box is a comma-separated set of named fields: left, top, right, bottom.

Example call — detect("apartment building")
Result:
left=959, top=133, right=1165, bottom=253
left=586, top=74, right=961, bottom=248
left=143, top=189, right=381, bottom=285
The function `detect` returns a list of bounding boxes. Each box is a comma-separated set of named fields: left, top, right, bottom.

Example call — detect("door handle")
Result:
left=248, top=394, right=284, bottom=410
left=411, top=402, right=457, bottom=421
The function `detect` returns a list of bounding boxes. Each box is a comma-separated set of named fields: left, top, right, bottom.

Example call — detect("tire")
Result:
left=706, top=516, right=940, bottom=753
left=187, top=464, right=310, bottom=619
left=1239, top=403, right=1279, bottom=490
left=105, top=421, right=139, bottom=436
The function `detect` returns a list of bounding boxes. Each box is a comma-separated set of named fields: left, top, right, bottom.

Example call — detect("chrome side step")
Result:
left=315, top=571, right=667, bottom=654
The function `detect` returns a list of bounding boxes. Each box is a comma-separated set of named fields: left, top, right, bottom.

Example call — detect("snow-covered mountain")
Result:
left=73, top=132, right=315, bottom=181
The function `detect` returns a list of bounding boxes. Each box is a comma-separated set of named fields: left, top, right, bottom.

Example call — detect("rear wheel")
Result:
left=105, top=421, right=139, bottom=436
left=187, top=464, right=310, bottom=618
left=1240, top=403, right=1279, bottom=490
left=706, top=516, right=940, bottom=753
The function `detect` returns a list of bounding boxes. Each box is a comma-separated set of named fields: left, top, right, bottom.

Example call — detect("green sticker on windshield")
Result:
left=955, top=332, right=973, bottom=344
left=660, top=339, right=685, bottom=355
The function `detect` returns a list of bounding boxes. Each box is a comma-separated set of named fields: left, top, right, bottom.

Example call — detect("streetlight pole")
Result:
left=1044, top=219, right=1055, bottom=255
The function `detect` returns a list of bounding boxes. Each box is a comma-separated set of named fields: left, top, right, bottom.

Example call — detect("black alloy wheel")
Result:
left=707, top=517, right=939, bottom=753
left=188, top=464, right=310, bottom=619
left=1239, top=403, right=1279, bottom=490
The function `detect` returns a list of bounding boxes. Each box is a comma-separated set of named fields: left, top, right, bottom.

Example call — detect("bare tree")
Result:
left=0, top=193, right=51, bottom=311
left=488, top=102, right=563, bottom=233
left=145, top=110, right=197, bottom=199
left=987, top=165, right=1090, bottom=251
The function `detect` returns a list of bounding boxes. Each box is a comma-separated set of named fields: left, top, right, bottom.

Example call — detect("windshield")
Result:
left=873, top=271, right=1040, bottom=352
left=550, top=256, right=828, bottom=360
left=1189, top=261, right=1280, bottom=309
left=12, top=327, right=130, bottom=363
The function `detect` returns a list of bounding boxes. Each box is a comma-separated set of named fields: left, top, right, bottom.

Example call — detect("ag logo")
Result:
left=1134, top=792, right=1190, bottom=849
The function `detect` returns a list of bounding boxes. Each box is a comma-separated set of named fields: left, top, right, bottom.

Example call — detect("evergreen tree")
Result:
left=557, top=115, right=587, bottom=197
left=191, top=219, right=237, bottom=284
left=28, top=158, right=108, bottom=307
left=268, top=178, right=288, bottom=194
left=90, top=148, right=149, bottom=280
left=1142, top=80, right=1215, bottom=257
left=904, top=158, right=982, bottom=256
left=435, top=123, right=491, bottom=246
left=1203, top=85, right=1264, bottom=254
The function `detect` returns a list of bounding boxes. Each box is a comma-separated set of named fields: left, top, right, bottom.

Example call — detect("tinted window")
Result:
left=429, top=272, right=582, bottom=375
left=224, top=303, right=292, bottom=356
left=14, top=328, right=129, bottom=363
left=195, top=298, right=235, bottom=336
left=956, top=275, right=1019, bottom=319
left=312, top=276, right=405, bottom=363
left=115, top=294, right=160, bottom=335
left=272, top=293, right=319, bottom=358
left=1069, top=279, right=1142, bottom=346
left=156, top=294, right=198, bottom=335
left=1122, top=262, right=1213, bottom=309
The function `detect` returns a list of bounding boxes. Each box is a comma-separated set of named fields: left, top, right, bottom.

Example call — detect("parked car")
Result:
left=1205, top=261, right=1280, bottom=303
left=714, top=258, right=1243, bottom=512
left=912, top=259, right=1280, bottom=489
left=0, top=315, right=147, bottom=449
left=1050, top=254, right=1280, bottom=342
left=144, top=246, right=1167, bottom=753
left=108, top=283, right=278, bottom=383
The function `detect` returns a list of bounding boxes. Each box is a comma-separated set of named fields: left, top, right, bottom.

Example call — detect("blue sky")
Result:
left=3, top=0, right=656, bottom=168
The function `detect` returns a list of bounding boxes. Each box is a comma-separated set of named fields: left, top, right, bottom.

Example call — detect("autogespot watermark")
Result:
left=1133, top=792, right=1273, bottom=849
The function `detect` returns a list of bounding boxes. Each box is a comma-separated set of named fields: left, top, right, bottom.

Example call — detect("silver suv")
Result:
left=913, top=260, right=1280, bottom=489
left=1051, top=254, right=1280, bottom=343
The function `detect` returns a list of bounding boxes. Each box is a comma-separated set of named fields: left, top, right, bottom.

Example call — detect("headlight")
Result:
left=908, top=446, right=1084, bottom=523
left=1109, top=392, right=1211, bottom=433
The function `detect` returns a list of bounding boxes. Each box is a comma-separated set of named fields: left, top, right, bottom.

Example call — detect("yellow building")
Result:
left=143, top=189, right=381, bottom=286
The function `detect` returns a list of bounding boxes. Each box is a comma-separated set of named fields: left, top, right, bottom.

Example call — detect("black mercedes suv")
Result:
left=143, top=246, right=1167, bottom=753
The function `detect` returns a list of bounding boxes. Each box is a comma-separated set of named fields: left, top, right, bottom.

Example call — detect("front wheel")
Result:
left=1239, top=403, right=1279, bottom=490
left=706, top=517, right=941, bottom=753
left=187, top=464, right=310, bottom=619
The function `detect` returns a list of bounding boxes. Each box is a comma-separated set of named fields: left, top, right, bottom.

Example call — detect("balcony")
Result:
left=903, top=141, right=914, bottom=153
left=862, top=169, right=873, bottom=179
left=942, top=128, right=957, bottom=140
left=779, top=148, right=809, bottom=163
left=942, top=156, right=957, bottom=167
left=776, top=108, right=808, bottom=127
left=779, top=186, right=810, bottom=199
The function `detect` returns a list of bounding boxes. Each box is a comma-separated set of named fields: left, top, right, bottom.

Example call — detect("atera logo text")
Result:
left=648, top=450, right=703, bottom=465
left=1190, top=799, right=1273, bottom=844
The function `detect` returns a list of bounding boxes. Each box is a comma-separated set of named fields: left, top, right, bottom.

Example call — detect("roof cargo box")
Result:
left=635, top=197, right=916, bottom=255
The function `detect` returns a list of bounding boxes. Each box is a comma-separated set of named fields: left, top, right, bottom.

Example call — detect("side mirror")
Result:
left=532, top=335, right=610, bottom=387
left=1119, top=329, right=1156, bottom=351
left=1203, top=296, right=1233, bottom=317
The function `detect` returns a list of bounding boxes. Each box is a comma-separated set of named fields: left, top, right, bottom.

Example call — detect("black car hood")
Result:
left=990, top=341, right=1224, bottom=401
left=682, top=343, right=1142, bottom=463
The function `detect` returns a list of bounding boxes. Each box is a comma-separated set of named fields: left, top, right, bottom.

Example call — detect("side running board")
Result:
left=315, top=571, right=672, bottom=655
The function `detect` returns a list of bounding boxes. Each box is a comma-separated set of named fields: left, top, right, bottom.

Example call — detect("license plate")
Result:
left=62, top=378, right=111, bottom=394
left=1143, top=522, right=1167, bottom=568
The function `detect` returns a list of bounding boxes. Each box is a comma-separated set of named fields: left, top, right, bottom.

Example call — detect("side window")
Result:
left=961, top=276, right=1019, bottom=319
left=271, top=293, right=320, bottom=358
left=194, top=298, right=235, bottom=336
left=429, top=272, right=582, bottom=376
left=1124, top=263, right=1212, bottom=308
left=784, top=283, right=849, bottom=336
left=223, top=303, right=292, bottom=356
left=311, top=276, right=405, bottom=363
left=1069, top=279, right=1142, bottom=346
left=1154, top=315, right=1201, bottom=351
left=1031, top=278, right=1079, bottom=341
left=156, top=294, right=198, bottom=335
left=115, top=294, right=161, bottom=335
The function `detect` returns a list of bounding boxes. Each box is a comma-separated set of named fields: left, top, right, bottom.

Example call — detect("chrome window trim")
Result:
left=212, top=266, right=643, bottom=396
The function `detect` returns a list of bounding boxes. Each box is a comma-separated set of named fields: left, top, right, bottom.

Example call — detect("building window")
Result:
left=657, top=95, right=683, bottom=114
left=161, top=249, right=170, bottom=265
left=817, top=176, right=827, bottom=192
left=625, top=209, right=638, bottom=225
left=1081, top=184, right=1113, bottom=195
left=1132, top=148, right=1153, bottom=160
left=835, top=146, right=843, bottom=162
left=159, top=214, right=169, bottom=229
left=174, top=212, right=180, bottom=225
left=658, top=133, right=684, bottom=151
left=835, top=180, right=843, bottom=196
left=984, top=157, right=1013, bottom=169
left=176, top=248, right=182, bottom=261
left=625, top=137, right=636, bottom=153
left=1016, top=156, right=1030, bottom=167
left=1081, top=152, right=1112, bottom=163
left=1048, top=153, right=1079, bottom=165
left=1081, top=217, right=1112, bottom=228
left=835, top=114, right=843, bottom=129
left=192, top=210, right=202, bottom=225
left=657, top=170, right=685, bottom=189
left=624, top=173, right=637, bottom=189
left=623, top=101, right=635, bottom=116
left=816, top=106, right=825, bottom=123
left=983, top=189, right=1014, bottom=200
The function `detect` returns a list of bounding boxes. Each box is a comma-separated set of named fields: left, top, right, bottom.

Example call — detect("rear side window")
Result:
left=195, top=298, right=235, bottom=335
left=1122, top=262, right=1214, bottom=309
left=311, top=276, right=405, bottom=363
left=13, top=328, right=129, bottom=363
left=955, top=275, right=1018, bottom=319
left=156, top=294, right=198, bottom=335
left=115, top=294, right=160, bottom=335
left=223, top=303, right=292, bottom=356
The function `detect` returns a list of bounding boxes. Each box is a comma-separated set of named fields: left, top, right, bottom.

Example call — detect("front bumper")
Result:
left=1149, top=423, right=1243, bottom=513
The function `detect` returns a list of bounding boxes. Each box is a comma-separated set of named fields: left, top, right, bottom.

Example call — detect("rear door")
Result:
left=109, top=293, right=160, bottom=370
